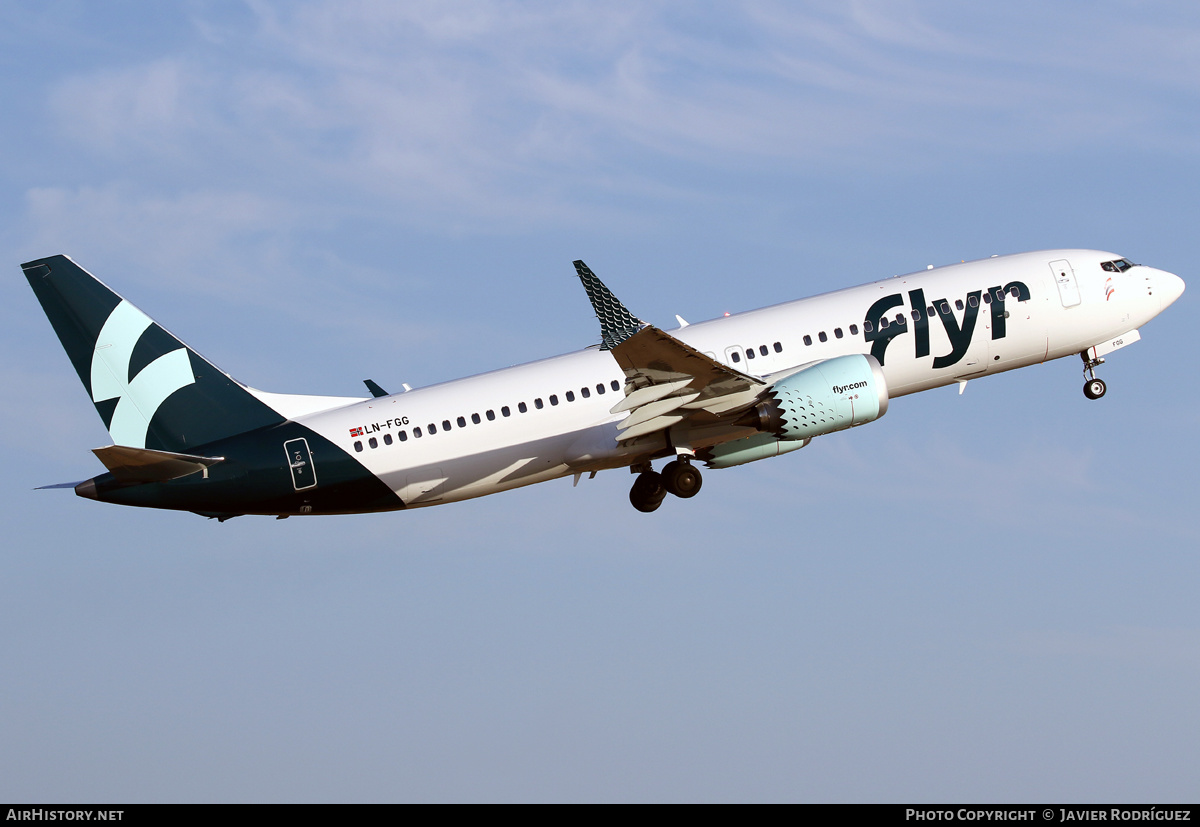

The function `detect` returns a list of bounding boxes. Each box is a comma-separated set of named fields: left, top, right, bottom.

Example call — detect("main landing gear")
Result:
left=629, top=456, right=704, bottom=513
left=1080, top=350, right=1107, bottom=400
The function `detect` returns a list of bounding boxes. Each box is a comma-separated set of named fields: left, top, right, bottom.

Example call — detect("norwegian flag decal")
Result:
left=349, top=427, right=363, bottom=437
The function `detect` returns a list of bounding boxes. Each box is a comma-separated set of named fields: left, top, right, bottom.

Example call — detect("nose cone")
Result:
left=1160, top=270, right=1186, bottom=310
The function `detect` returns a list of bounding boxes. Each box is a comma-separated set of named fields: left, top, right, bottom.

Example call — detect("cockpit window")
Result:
left=1101, top=258, right=1136, bottom=273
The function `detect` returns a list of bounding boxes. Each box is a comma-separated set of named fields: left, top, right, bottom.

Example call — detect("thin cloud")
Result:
left=50, top=59, right=193, bottom=152
left=40, top=2, right=1200, bottom=228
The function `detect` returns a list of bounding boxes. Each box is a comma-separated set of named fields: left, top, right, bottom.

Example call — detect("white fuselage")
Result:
left=290, top=250, right=1184, bottom=507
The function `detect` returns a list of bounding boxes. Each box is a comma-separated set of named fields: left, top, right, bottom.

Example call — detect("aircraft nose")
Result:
left=1159, top=270, right=1185, bottom=310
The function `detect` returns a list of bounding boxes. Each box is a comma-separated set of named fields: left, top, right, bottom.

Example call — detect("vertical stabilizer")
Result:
left=22, top=255, right=285, bottom=452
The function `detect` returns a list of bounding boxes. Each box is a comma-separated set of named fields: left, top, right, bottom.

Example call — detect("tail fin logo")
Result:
left=90, top=300, right=196, bottom=448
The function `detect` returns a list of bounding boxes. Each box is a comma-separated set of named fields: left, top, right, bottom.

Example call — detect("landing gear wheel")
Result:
left=1080, top=350, right=1107, bottom=401
left=629, top=471, right=667, bottom=513
left=662, top=459, right=703, bottom=499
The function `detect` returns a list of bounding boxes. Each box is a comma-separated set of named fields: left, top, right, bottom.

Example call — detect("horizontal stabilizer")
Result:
left=35, top=481, right=88, bottom=490
left=92, top=444, right=225, bottom=484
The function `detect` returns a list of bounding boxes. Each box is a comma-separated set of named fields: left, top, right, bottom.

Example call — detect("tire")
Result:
left=1083, top=378, right=1107, bottom=400
left=662, top=460, right=703, bottom=499
left=629, top=471, right=666, bottom=512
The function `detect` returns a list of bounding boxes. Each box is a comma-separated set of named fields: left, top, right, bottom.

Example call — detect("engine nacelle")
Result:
left=743, top=353, right=889, bottom=441
left=698, top=433, right=811, bottom=469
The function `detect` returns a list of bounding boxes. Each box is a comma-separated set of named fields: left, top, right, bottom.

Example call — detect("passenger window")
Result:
left=911, top=310, right=921, bottom=321
left=566, top=390, right=575, bottom=402
left=760, top=345, right=769, bottom=356
left=519, top=402, right=528, bottom=413
left=501, top=406, right=510, bottom=417
left=399, top=431, right=408, bottom=441
left=982, top=293, right=991, bottom=304
left=535, top=398, right=544, bottom=409
left=968, top=296, right=978, bottom=307
left=549, top=395, right=558, bottom=406
left=956, top=299, right=965, bottom=311
left=926, top=307, right=935, bottom=317
left=895, top=313, right=906, bottom=325
left=865, top=320, right=875, bottom=332
left=834, top=328, right=843, bottom=339
left=384, top=433, right=393, bottom=445
left=940, top=301, right=950, bottom=314
left=354, top=440, right=363, bottom=452
left=819, top=331, right=828, bottom=342
left=581, top=387, right=590, bottom=398
left=596, top=383, right=606, bottom=395
left=803, top=335, right=812, bottom=346
left=1010, top=286, right=1020, bottom=298
left=486, top=410, right=495, bottom=421
left=745, top=349, right=755, bottom=359
left=443, top=420, right=452, bottom=431
left=611, top=380, right=620, bottom=391
left=471, top=413, right=481, bottom=424
left=428, top=423, right=437, bottom=434
left=414, top=427, right=422, bottom=437
left=369, top=437, right=378, bottom=449
left=849, top=324, right=859, bottom=335
left=773, top=342, right=782, bottom=353
left=731, top=351, right=741, bottom=363
left=457, top=416, right=466, bottom=428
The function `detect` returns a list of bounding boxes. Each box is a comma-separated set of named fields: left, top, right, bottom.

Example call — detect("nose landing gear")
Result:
left=1081, top=351, right=1107, bottom=400
left=628, top=456, right=704, bottom=512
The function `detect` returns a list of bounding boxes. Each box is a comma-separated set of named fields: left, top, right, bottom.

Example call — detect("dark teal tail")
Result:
left=22, top=255, right=285, bottom=452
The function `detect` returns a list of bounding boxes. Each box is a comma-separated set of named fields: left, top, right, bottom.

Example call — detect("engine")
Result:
left=698, top=432, right=811, bottom=469
left=700, top=354, right=889, bottom=469
left=741, top=353, right=889, bottom=441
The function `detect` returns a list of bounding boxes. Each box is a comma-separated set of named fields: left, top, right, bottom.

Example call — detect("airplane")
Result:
left=21, top=249, right=1185, bottom=519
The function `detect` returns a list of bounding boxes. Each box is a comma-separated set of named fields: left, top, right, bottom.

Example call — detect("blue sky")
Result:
left=1, top=1, right=1197, bottom=802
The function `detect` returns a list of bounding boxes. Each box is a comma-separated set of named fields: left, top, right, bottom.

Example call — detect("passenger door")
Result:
left=1048, top=259, right=1081, bottom=308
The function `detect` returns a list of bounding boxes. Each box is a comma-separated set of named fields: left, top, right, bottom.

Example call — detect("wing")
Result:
left=574, top=260, right=765, bottom=442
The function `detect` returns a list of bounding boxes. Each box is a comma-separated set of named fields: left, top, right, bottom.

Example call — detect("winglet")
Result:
left=573, top=260, right=644, bottom=351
